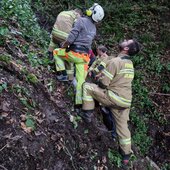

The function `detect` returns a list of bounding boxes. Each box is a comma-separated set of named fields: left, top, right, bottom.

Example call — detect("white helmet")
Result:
left=90, top=3, right=104, bottom=23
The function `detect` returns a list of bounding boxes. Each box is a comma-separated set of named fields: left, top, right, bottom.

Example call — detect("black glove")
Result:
left=91, top=70, right=96, bottom=79
left=98, top=81, right=107, bottom=89
left=65, top=46, right=70, bottom=52
left=97, top=64, right=104, bottom=71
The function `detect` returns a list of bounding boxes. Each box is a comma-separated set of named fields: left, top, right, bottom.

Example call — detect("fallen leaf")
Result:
left=21, top=122, right=32, bottom=133
left=1, top=112, right=9, bottom=118
left=20, top=114, right=26, bottom=121
left=1, top=101, right=10, bottom=112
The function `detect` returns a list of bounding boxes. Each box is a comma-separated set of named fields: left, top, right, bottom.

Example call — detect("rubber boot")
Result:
left=119, top=147, right=132, bottom=170
left=56, top=70, right=68, bottom=81
left=78, top=110, right=93, bottom=123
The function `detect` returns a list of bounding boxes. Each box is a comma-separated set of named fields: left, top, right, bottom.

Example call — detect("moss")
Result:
left=0, top=55, right=11, bottom=64
left=26, top=73, right=38, bottom=84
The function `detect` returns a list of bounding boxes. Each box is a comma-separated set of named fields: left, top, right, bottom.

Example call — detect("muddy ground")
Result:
left=0, top=19, right=170, bottom=170
left=0, top=44, right=169, bottom=170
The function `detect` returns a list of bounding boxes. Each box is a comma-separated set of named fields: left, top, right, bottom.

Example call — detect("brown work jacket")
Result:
left=54, top=10, right=79, bottom=33
left=101, top=53, right=134, bottom=101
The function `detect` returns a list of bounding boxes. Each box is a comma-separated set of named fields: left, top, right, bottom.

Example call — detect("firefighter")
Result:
left=79, top=39, right=141, bottom=167
left=88, top=45, right=108, bottom=81
left=48, top=8, right=82, bottom=80
left=53, top=3, right=105, bottom=105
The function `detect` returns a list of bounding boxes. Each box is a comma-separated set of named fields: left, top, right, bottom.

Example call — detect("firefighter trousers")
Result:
left=82, top=82, right=132, bottom=155
left=48, top=30, right=74, bottom=80
left=53, top=48, right=89, bottom=105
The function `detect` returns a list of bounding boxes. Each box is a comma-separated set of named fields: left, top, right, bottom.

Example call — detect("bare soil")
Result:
left=0, top=19, right=170, bottom=170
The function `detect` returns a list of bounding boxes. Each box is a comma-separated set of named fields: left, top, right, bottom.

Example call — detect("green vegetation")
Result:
left=0, top=0, right=49, bottom=48
left=0, top=0, right=169, bottom=168
left=0, top=55, right=11, bottom=63
left=108, top=149, right=122, bottom=167
left=0, top=82, right=7, bottom=93
left=26, top=73, right=38, bottom=84
left=11, top=84, right=36, bottom=110
left=25, top=114, right=36, bottom=130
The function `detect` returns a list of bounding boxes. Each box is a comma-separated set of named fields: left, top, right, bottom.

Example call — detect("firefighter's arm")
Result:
left=99, top=61, right=116, bottom=88
left=66, top=18, right=82, bottom=44
left=98, top=81, right=107, bottom=89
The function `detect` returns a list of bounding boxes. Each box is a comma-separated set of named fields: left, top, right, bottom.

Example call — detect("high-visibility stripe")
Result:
left=108, top=90, right=131, bottom=106
left=94, top=67, right=99, bottom=72
left=117, top=69, right=134, bottom=79
left=84, top=84, right=94, bottom=90
left=119, top=138, right=131, bottom=145
left=83, top=84, right=94, bottom=101
left=66, top=70, right=74, bottom=74
left=125, top=63, right=133, bottom=69
left=60, top=11, right=76, bottom=19
left=124, top=74, right=134, bottom=78
left=102, top=69, right=113, bottom=80
left=100, top=61, right=106, bottom=67
left=83, top=96, right=94, bottom=101
left=118, top=69, right=134, bottom=74
left=76, top=99, right=82, bottom=104
left=52, top=28, right=69, bottom=39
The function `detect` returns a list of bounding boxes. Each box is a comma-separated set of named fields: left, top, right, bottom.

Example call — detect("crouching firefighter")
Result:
left=48, top=9, right=82, bottom=80
left=53, top=3, right=105, bottom=105
left=79, top=39, right=141, bottom=167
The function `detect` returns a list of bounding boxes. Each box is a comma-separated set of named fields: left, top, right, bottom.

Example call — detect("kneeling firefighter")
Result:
left=79, top=39, right=141, bottom=167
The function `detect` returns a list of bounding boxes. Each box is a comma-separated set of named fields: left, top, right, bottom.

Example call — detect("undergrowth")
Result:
left=0, top=0, right=170, bottom=168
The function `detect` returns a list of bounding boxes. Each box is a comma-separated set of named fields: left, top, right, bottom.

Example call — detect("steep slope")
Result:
left=0, top=0, right=170, bottom=169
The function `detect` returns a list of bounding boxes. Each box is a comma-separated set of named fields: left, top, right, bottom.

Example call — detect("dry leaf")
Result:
left=20, top=114, right=26, bottom=121
left=1, top=112, right=9, bottom=117
left=20, top=122, right=32, bottom=133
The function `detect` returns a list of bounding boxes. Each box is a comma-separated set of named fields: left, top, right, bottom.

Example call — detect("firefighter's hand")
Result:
left=88, top=71, right=96, bottom=79
left=95, top=73, right=102, bottom=79
left=61, top=41, right=70, bottom=48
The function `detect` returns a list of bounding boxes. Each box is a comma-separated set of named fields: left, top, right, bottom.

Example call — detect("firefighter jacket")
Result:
left=67, top=16, right=96, bottom=50
left=52, top=10, right=79, bottom=42
left=100, top=53, right=134, bottom=107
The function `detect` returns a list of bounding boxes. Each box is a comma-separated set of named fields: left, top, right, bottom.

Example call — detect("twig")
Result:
left=63, top=83, right=73, bottom=94
left=0, top=165, right=8, bottom=170
left=149, top=92, right=170, bottom=96
left=0, top=135, right=22, bottom=152
left=61, top=140, right=77, bottom=170
left=0, top=144, right=8, bottom=152
left=151, top=100, right=159, bottom=107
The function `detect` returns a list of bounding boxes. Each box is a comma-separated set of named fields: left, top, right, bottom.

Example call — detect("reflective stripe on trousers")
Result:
left=108, top=90, right=131, bottom=107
